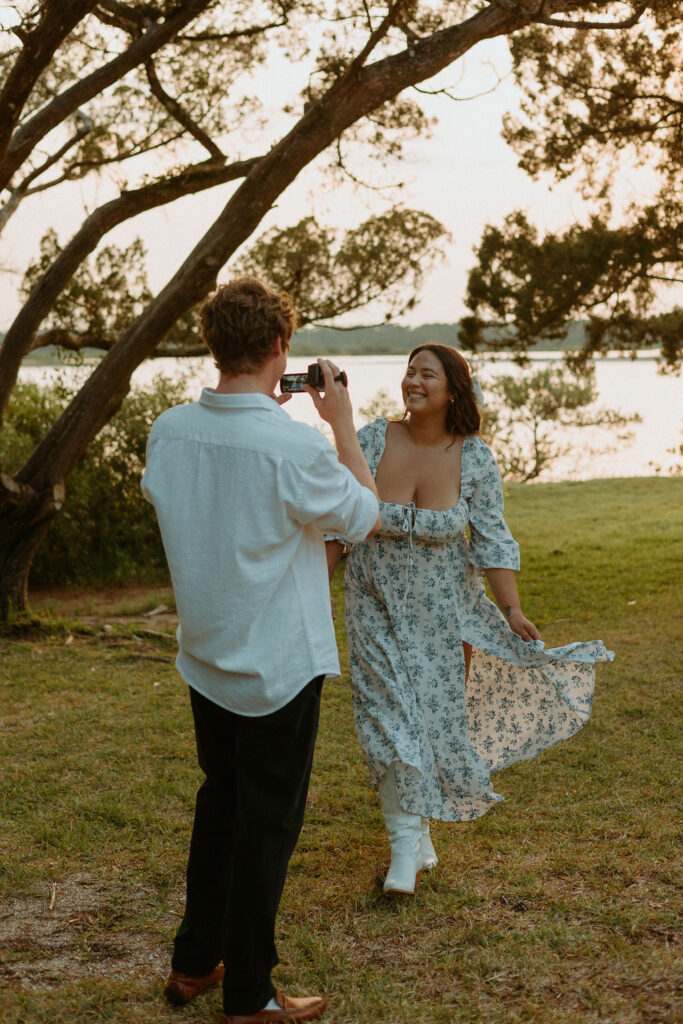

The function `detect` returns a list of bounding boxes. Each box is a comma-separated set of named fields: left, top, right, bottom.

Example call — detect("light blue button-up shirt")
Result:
left=141, top=389, right=378, bottom=715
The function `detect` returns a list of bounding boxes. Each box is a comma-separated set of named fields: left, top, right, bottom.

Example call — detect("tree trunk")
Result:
left=0, top=473, right=64, bottom=617
left=0, top=522, right=51, bottom=619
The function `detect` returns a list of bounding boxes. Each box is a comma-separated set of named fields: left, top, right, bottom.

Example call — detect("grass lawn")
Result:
left=0, top=477, right=680, bottom=1023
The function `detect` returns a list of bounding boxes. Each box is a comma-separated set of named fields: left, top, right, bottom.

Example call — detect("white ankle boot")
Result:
left=420, top=818, right=439, bottom=870
left=379, top=768, right=422, bottom=895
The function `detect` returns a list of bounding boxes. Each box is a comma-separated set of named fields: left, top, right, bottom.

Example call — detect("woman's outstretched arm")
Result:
left=484, top=567, right=541, bottom=642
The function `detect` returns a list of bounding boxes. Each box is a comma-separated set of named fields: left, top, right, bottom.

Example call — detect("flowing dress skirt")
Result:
left=345, top=500, right=613, bottom=822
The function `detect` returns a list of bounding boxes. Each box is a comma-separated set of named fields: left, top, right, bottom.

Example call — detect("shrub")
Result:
left=481, top=363, right=640, bottom=481
left=2, top=373, right=191, bottom=587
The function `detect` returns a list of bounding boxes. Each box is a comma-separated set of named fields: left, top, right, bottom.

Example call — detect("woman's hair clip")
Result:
left=471, top=375, right=485, bottom=407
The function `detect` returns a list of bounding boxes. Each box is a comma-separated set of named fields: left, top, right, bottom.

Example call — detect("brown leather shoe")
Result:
left=164, top=963, right=225, bottom=1005
left=219, top=989, right=327, bottom=1023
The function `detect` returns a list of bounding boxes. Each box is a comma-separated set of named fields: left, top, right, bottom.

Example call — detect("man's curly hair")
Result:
left=201, top=277, right=298, bottom=374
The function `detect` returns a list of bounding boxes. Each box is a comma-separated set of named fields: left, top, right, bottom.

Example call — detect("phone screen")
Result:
left=280, top=374, right=307, bottom=393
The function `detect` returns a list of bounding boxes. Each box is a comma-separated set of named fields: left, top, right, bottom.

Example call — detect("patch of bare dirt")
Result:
left=0, top=874, right=175, bottom=990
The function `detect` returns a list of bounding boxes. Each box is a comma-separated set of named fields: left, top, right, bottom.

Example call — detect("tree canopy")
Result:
left=0, top=1, right=656, bottom=615
left=462, top=0, right=683, bottom=368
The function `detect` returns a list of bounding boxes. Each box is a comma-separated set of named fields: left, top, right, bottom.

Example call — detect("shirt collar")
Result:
left=199, top=388, right=290, bottom=417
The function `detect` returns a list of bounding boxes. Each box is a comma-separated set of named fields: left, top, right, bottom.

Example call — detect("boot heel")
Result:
left=383, top=867, right=422, bottom=896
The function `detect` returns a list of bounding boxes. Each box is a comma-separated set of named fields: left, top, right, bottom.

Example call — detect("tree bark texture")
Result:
left=0, top=474, right=63, bottom=618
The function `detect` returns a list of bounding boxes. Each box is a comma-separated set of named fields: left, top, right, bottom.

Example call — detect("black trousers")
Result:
left=172, top=677, right=324, bottom=1015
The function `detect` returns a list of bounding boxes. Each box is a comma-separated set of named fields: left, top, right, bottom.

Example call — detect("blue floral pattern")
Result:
left=343, top=418, right=614, bottom=822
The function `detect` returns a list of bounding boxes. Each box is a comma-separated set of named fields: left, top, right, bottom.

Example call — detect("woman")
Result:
left=326, top=344, right=613, bottom=895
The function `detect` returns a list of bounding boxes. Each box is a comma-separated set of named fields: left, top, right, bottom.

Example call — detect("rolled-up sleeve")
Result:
left=468, top=449, right=520, bottom=571
left=286, top=445, right=378, bottom=543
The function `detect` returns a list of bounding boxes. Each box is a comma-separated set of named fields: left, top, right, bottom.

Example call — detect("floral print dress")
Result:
left=341, top=418, right=613, bottom=822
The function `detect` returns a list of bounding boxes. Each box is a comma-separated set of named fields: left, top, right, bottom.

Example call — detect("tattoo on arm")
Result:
left=504, top=605, right=512, bottom=618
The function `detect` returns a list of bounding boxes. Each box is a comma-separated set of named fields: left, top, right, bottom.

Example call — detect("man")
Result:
left=141, top=277, right=379, bottom=1024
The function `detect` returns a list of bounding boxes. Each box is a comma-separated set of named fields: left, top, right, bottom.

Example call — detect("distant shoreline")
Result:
left=19, top=346, right=660, bottom=367
left=5, top=321, right=667, bottom=370
left=14, top=319, right=661, bottom=367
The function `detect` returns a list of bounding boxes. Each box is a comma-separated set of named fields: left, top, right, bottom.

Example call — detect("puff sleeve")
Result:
left=463, top=437, right=520, bottom=572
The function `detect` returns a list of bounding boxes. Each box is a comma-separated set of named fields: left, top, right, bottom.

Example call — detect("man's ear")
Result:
left=272, top=334, right=284, bottom=356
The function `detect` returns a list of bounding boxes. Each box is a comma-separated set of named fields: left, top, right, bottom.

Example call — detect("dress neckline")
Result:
left=374, top=418, right=468, bottom=514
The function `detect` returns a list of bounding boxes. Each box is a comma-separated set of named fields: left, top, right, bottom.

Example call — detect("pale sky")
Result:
left=0, top=24, right=667, bottom=332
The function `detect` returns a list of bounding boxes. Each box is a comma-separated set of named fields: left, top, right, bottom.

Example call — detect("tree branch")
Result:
left=0, top=471, right=42, bottom=523
left=26, top=328, right=114, bottom=354
left=26, top=326, right=210, bottom=359
left=1, top=0, right=214, bottom=192
left=413, top=61, right=508, bottom=102
left=0, top=154, right=261, bottom=419
left=644, top=274, right=683, bottom=284
left=333, top=136, right=404, bottom=192
left=361, top=1, right=374, bottom=34
left=487, top=0, right=652, bottom=30
left=144, top=58, right=224, bottom=161
left=344, top=0, right=410, bottom=78
left=178, top=18, right=291, bottom=42
left=94, top=0, right=149, bottom=34
left=64, top=128, right=188, bottom=175
left=10, top=129, right=192, bottom=196
left=0, top=0, right=100, bottom=170
left=0, top=114, right=92, bottom=236
left=95, top=2, right=292, bottom=44
left=302, top=319, right=393, bottom=332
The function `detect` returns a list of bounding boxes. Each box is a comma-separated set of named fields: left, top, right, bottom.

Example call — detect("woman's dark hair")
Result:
left=406, top=343, right=480, bottom=438
left=201, top=276, right=298, bottom=374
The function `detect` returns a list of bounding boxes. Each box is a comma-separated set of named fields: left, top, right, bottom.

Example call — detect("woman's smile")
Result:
left=402, top=349, right=451, bottom=413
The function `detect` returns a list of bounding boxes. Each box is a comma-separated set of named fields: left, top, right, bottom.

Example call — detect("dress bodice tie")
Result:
left=398, top=501, right=417, bottom=608
left=401, top=501, right=417, bottom=535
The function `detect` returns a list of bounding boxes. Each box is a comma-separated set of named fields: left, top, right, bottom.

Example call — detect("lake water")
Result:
left=19, top=352, right=682, bottom=481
